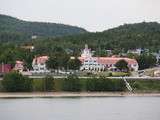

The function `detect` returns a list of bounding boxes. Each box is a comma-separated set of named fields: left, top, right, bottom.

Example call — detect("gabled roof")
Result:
left=16, top=60, right=24, bottom=64
left=79, top=56, right=138, bottom=65
left=33, top=56, right=49, bottom=64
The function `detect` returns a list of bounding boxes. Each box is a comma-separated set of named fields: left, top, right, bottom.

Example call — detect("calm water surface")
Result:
left=0, top=97, right=160, bottom=120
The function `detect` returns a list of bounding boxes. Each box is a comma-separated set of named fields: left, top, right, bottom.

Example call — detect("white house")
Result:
left=127, top=48, right=143, bottom=55
left=127, top=48, right=149, bottom=55
left=32, top=56, right=50, bottom=73
left=79, top=45, right=139, bottom=71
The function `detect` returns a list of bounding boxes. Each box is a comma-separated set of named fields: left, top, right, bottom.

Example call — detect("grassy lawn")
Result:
left=96, top=71, right=130, bottom=77
left=129, top=80, right=160, bottom=92
left=111, top=72, right=130, bottom=77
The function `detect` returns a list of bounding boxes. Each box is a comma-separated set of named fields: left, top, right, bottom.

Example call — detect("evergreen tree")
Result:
left=115, top=59, right=129, bottom=72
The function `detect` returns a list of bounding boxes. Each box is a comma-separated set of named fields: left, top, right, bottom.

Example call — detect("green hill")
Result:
left=102, top=22, right=160, bottom=50
left=0, top=14, right=87, bottom=42
left=1, top=14, right=160, bottom=52
left=31, top=22, right=160, bottom=54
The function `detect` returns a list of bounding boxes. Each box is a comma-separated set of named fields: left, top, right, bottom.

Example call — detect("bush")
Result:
left=108, top=72, right=112, bottom=77
left=43, top=75, right=55, bottom=92
left=86, top=76, right=125, bottom=91
left=62, top=74, right=81, bottom=91
left=2, top=71, right=33, bottom=92
left=130, top=80, right=160, bottom=92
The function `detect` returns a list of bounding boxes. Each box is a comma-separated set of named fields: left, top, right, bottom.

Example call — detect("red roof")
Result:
left=16, top=60, right=24, bottom=64
left=33, top=56, right=49, bottom=64
left=78, top=57, right=138, bottom=65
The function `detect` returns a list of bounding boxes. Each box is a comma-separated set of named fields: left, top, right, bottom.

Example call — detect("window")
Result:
left=40, top=63, right=44, bottom=65
left=40, top=68, right=44, bottom=70
left=133, top=64, right=137, bottom=66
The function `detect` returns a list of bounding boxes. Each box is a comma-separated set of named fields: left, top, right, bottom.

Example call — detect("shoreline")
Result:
left=0, top=92, right=160, bottom=98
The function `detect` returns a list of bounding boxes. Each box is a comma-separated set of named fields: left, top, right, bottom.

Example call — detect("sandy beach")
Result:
left=0, top=92, right=160, bottom=98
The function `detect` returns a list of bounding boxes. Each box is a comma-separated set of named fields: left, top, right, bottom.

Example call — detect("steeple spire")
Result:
left=85, top=44, right=88, bottom=49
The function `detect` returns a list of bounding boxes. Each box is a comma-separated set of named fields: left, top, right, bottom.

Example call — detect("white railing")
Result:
left=122, top=77, right=133, bottom=92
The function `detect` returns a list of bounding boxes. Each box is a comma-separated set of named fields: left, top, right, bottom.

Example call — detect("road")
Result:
left=1, top=76, right=160, bottom=80
left=30, top=76, right=160, bottom=80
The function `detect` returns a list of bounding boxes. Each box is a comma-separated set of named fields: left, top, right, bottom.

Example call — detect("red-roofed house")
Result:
left=79, top=45, right=139, bottom=71
left=0, top=63, right=12, bottom=74
left=32, top=56, right=50, bottom=73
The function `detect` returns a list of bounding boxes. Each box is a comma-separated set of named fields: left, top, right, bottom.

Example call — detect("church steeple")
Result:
left=85, top=44, right=88, bottom=49
left=81, top=44, right=92, bottom=58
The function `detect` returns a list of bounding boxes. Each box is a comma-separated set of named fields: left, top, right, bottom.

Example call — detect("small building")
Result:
left=0, top=63, right=12, bottom=74
left=21, top=45, right=34, bottom=52
left=32, top=56, right=50, bottom=73
left=127, top=48, right=149, bottom=55
left=105, top=49, right=112, bottom=56
left=154, top=69, right=160, bottom=77
left=31, top=35, right=37, bottom=39
left=127, top=48, right=143, bottom=55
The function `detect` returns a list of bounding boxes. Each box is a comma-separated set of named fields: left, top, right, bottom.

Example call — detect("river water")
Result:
left=0, top=96, right=159, bottom=120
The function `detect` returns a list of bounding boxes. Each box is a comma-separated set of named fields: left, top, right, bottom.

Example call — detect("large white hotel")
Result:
left=78, top=44, right=139, bottom=71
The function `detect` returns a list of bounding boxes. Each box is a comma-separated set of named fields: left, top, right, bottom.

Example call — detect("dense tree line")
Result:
left=135, top=54, right=157, bottom=70
left=0, top=43, right=35, bottom=69
left=46, top=51, right=81, bottom=71
left=0, top=43, right=157, bottom=71
left=30, top=22, right=160, bottom=55
left=0, top=43, right=82, bottom=71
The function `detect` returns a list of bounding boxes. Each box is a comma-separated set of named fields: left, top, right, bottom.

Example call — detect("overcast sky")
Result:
left=0, top=0, right=160, bottom=32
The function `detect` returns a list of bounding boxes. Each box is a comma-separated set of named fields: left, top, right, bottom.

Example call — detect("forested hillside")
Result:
left=0, top=14, right=87, bottom=42
left=0, top=14, right=160, bottom=53
left=31, top=22, right=160, bottom=55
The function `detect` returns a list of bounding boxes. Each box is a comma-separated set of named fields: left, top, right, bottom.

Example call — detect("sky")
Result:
left=0, top=0, right=160, bottom=32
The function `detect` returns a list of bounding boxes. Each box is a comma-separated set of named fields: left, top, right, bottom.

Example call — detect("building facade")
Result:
left=79, top=45, right=139, bottom=71
left=32, top=56, right=50, bottom=73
